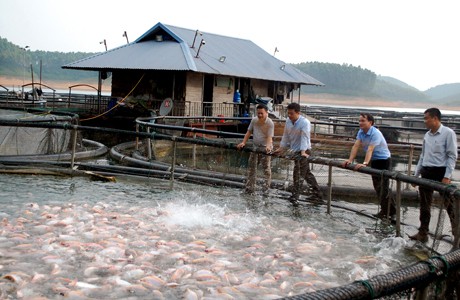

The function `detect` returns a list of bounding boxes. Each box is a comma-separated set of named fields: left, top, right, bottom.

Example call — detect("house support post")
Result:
left=70, top=127, right=77, bottom=169
left=327, top=164, right=333, bottom=214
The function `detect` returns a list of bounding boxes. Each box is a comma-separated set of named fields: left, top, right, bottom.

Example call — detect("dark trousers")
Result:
left=419, top=166, right=455, bottom=234
left=292, top=152, right=322, bottom=199
left=370, top=158, right=396, bottom=215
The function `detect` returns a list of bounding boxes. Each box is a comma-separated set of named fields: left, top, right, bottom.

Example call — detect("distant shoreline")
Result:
left=2, top=75, right=459, bottom=113
left=301, top=93, right=460, bottom=113
left=0, top=75, right=111, bottom=92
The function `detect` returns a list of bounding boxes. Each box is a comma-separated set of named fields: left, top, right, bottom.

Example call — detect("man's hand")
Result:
left=442, top=177, right=451, bottom=184
left=237, top=142, right=245, bottom=150
left=411, top=173, right=421, bottom=188
left=273, top=148, right=284, bottom=156
left=354, top=163, right=366, bottom=171
left=342, top=160, right=352, bottom=168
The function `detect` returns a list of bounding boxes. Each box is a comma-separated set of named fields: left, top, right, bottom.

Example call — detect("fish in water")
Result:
left=0, top=178, right=417, bottom=299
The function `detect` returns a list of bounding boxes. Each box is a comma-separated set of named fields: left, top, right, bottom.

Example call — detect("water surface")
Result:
left=0, top=174, right=415, bottom=299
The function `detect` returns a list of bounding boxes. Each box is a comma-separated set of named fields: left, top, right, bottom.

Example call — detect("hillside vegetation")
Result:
left=0, top=37, right=97, bottom=82
left=425, top=83, right=460, bottom=104
left=294, top=62, right=434, bottom=102
left=1, top=37, right=459, bottom=105
left=294, top=62, right=377, bottom=96
left=374, top=76, right=429, bottom=102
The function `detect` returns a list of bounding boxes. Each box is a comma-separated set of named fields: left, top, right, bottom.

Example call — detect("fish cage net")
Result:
left=0, top=108, right=79, bottom=156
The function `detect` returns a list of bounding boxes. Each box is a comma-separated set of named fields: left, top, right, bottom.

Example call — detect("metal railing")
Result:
left=0, top=85, right=111, bottom=114
left=133, top=115, right=460, bottom=247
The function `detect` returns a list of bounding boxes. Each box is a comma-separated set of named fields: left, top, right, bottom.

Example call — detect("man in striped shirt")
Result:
left=237, top=104, right=274, bottom=194
left=275, top=102, right=322, bottom=205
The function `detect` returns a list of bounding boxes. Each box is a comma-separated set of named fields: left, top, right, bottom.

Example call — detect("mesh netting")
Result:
left=0, top=109, right=74, bottom=155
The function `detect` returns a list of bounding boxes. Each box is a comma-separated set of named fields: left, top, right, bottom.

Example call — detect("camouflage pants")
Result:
left=292, top=155, right=322, bottom=199
left=245, top=150, right=271, bottom=193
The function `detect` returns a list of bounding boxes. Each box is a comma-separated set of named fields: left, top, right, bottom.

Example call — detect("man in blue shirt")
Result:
left=410, top=108, right=458, bottom=243
left=275, top=103, right=322, bottom=205
left=343, top=113, right=396, bottom=219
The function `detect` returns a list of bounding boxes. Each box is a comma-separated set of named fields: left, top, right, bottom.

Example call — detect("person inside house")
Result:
left=342, top=113, right=396, bottom=220
left=410, top=107, right=458, bottom=243
left=274, top=102, right=322, bottom=205
left=237, top=104, right=274, bottom=194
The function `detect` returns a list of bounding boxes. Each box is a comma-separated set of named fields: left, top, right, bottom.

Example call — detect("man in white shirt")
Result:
left=410, top=107, right=458, bottom=243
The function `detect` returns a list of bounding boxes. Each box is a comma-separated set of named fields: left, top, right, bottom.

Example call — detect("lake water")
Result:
left=310, top=103, right=460, bottom=116
left=0, top=173, right=416, bottom=299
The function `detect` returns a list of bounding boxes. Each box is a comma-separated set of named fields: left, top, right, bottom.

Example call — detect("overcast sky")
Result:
left=1, top=0, right=458, bottom=91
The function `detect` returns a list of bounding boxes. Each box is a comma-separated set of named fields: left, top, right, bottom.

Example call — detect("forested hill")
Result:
left=0, top=37, right=98, bottom=82
left=293, top=62, right=431, bottom=102
left=1, top=37, right=459, bottom=104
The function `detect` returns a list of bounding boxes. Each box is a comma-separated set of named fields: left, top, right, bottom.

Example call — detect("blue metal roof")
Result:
left=63, top=22, right=323, bottom=86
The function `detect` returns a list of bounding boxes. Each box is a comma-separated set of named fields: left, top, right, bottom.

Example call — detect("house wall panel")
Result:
left=252, top=79, right=270, bottom=98
left=185, top=73, right=203, bottom=103
left=185, top=72, right=203, bottom=115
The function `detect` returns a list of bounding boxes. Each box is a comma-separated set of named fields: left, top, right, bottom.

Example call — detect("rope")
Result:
left=432, top=255, right=450, bottom=277
left=420, top=260, right=437, bottom=274
left=20, top=111, right=52, bottom=119
left=356, top=280, right=375, bottom=298
left=80, top=73, right=145, bottom=122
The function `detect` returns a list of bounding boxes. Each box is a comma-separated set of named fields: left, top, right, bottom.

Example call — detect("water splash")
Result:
left=0, top=174, right=417, bottom=299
